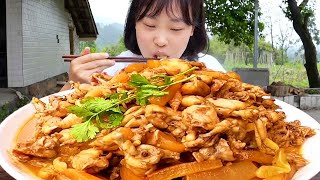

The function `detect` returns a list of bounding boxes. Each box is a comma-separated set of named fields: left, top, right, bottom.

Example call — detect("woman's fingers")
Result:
left=80, top=47, right=91, bottom=56
left=83, top=58, right=115, bottom=70
left=68, top=52, right=116, bottom=84
left=72, top=53, right=110, bottom=65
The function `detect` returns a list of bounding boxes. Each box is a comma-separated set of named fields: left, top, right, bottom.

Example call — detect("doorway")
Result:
left=0, top=0, right=7, bottom=88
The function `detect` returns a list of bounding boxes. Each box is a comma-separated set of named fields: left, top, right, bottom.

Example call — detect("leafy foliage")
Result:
left=102, top=36, right=127, bottom=56
left=95, top=23, right=124, bottom=49
left=0, top=96, right=30, bottom=123
left=205, top=0, right=264, bottom=46
left=280, top=0, right=320, bottom=87
left=80, top=41, right=97, bottom=53
left=207, top=37, right=229, bottom=63
left=281, top=0, right=319, bottom=45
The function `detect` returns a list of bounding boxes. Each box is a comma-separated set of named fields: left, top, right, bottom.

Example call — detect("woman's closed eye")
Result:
left=144, top=23, right=155, bottom=28
left=171, top=28, right=183, bottom=31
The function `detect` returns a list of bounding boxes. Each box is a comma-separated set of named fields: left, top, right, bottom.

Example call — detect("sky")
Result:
left=88, top=0, right=320, bottom=46
left=88, top=0, right=130, bottom=25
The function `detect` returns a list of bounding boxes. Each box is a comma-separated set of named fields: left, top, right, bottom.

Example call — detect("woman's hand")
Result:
left=60, top=47, right=115, bottom=91
left=69, top=47, right=115, bottom=83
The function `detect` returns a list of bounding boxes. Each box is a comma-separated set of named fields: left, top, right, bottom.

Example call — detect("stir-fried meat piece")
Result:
left=32, top=97, right=46, bottom=112
left=121, top=106, right=145, bottom=126
left=228, top=137, right=246, bottom=152
left=160, top=59, right=192, bottom=75
left=189, top=61, right=206, bottom=69
left=140, top=67, right=167, bottom=79
left=242, top=82, right=268, bottom=97
left=259, top=98, right=279, bottom=110
left=286, top=152, right=309, bottom=168
left=47, top=97, right=71, bottom=117
left=181, top=79, right=211, bottom=97
left=268, top=120, right=315, bottom=148
left=197, top=74, right=213, bottom=85
left=55, top=129, right=76, bottom=145
left=231, top=109, right=259, bottom=121
left=210, top=79, right=226, bottom=93
left=167, top=120, right=188, bottom=138
left=182, top=105, right=219, bottom=130
left=214, top=139, right=235, bottom=161
left=168, top=90, right=182, bottom=111
left=38, top=165, right=57, bottom=179
left=58, top=114, right=82, bottom=129
left=91, top=72, right=113, bottom=85
left=207, top=98, right=248, bottom=110
left=192, top=147, right=216, bottom=162
left=145, top=104, right=168, bottom=129
left=90, top=127, right=134, bottom=151
left=124, top=116, right=148, bottom=128
left=71, top=148, right=111, bottom=173
left=181, top=95, right=205, bottom=107
left=199, top=120, right=232, bottom=138
left=40, top=116, right=61, bottom=135
left=124, top=144, right=163, bottom=171
left=13, top=136, right=59, bottom=160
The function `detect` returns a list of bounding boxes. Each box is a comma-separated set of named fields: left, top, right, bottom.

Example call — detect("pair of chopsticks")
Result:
left=62, top=55, right=160, bottom=62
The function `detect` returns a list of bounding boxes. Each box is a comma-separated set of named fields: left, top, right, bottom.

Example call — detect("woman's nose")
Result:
left=154, top=34, right=168, bottom=47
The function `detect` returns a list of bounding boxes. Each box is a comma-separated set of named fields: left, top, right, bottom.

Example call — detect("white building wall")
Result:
left=21, top=0, right=79, bottom=86
left=6, top=0, right=23, bottom=87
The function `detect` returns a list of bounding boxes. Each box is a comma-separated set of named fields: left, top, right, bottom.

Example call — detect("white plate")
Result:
left=0, top=92, right=319, bottom=180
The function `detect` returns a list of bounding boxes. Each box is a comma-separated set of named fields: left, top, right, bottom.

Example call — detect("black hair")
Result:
left=124, top=0, right=208, bottom=60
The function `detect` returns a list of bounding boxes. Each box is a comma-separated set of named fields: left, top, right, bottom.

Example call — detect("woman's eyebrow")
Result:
left=145, top=15, right=157, bottom=19
left=144, top=15, right=184, bottom=23
left=170, top=17, right=184, bottom=23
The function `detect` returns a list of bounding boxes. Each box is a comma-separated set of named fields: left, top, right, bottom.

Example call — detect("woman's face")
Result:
left=135, top=5, right=194, bottom=59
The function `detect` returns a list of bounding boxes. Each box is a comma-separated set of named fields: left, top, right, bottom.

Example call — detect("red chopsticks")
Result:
left=62, top=55, right=159, bottom=62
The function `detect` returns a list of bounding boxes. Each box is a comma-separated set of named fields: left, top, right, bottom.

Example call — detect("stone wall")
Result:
left=273, top=95, right=320, bottom=110
left=14, top=73, right=68, bottom=98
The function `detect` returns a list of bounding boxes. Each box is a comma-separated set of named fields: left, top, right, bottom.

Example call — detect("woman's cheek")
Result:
left=136, top=30, right=153, bottom=56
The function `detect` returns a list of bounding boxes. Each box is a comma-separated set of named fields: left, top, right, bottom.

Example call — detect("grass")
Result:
left=224, top=61, right=320, bottom=88
left=0, top=97, right=30, bottom=123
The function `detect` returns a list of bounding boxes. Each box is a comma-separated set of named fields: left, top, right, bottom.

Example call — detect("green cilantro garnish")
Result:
left=68, top=95, right=133, bottom=142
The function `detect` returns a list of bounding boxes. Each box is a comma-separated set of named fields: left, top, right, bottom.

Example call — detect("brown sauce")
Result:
left=15, top=115, right=37, bottom=143
left=13, top=115, right=42, bottom=177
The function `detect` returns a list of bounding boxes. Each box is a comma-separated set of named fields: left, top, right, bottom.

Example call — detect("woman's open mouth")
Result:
left=153, top=55, right=168, bottom=59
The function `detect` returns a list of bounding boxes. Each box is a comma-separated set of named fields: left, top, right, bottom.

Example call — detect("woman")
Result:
left=61, top=0, right=225, bottom=91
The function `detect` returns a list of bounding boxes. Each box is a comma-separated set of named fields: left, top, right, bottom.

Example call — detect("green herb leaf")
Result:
left=67, top=106, right=94, bottom=119
left=71, top=121, right=99, bottom=142
left=129, top=74, right=150, bottom=87
left=135, top=88, right=168, bottom=106
left=109, top=113, right=123, bottom=127
left=82, top=97, right=114, bottom=113
left=110, top=92, right=128, bottom=101
left=68, top=95, right=132, bottom=142
left=164, top=76, right=173, bottom=85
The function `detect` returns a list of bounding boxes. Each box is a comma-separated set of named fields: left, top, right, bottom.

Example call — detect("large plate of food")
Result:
left=0, top=59, right=319, bottom=180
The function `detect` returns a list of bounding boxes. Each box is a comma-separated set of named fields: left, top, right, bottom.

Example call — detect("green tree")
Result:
left=204, top=0, right=264, bottom=47
left=282, top=0, right=320, bottom=87
left=207, top=37, right=228, bottom=63
left=102, top=36, right=127, bottom=56
left=80, top=41, right=97, bottom=53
